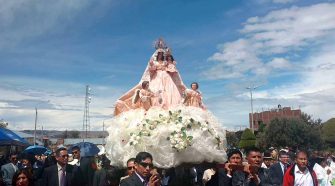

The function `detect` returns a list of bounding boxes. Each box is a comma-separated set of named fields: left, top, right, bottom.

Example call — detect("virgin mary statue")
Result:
left=106, top=39, right=226, bottom=168
left=114, top=38, right=186, bottom=115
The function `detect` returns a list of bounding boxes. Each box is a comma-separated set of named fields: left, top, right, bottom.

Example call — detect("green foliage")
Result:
left=258, top=122, right=266, bottom=133
left=241, top=128, right=256, bottom=140
left=322, top=118, right=335, bottom=148
left=239, top=128, right=256, bottom=149
left=255, top=132, right=267, bottom=151
left=226, top=131, right=239, bottom=148
left=259, top=118, right=324, bottom=150
left=300, top=112, right=322, bottom=128
left=235, top=131, right=243, bottom=141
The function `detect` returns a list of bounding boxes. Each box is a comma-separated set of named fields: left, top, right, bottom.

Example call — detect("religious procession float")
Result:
left=105, top=39, right=227, bottom=168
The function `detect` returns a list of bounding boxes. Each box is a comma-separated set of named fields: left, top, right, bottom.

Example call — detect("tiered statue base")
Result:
left=105, top=106, right=227, bottom=168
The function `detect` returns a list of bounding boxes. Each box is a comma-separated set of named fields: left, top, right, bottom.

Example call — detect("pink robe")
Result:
left=114, top=50, right=186, bottom=115
left=149, top=60, right=183, bottom=109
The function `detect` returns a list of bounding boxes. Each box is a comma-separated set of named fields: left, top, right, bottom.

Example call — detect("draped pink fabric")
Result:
left=114, top=49, right=186, bottom=115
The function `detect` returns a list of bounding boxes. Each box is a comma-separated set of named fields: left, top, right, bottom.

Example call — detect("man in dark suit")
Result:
left=120, top=151, right=160, bottom=186
left=71, top=145, right=96, bottom=186
left=41, top=147, right=81, bottom=186
left=205, top=149, right=243, bottom=186
left=232, top=147, right=270, bottom=186
left=268, top=150, right=290, bottom=186
left=1, top=153, right=18, bottom=186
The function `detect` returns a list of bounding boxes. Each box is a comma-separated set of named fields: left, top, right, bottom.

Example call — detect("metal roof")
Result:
left=63, top=138, right=106, bottom=145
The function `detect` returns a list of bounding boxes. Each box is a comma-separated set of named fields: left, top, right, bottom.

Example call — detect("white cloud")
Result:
left=242, top=3, right=335, bottom=54
left=0, top=77, right=122, bottom=130
left=267, top=58, right=291, bottom=69
left=203, top=2, right=335, bottom=127
left=253, top=44, right=335, bottom=120
left=204, top=39, right=263, bottom=79
left=0, top=102, right=17, bottom=108
left=204, top=3, right=335, bottom=80
left=272, top=0, right=297, bottom=4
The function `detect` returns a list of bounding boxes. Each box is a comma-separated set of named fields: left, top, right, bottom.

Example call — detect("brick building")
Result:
left=249, top=105, right=301, bottom=130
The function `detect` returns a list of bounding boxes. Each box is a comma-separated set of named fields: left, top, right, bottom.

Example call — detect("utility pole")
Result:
left=41, top=126, right=44, bottom=145
left=33, top=100, right=49, bottom=146
left=83, top=85, right=91, bottom=140
left=246, top=85, right=260, bottom=133
left=102, top=120, right=105, bottom=145
left=34, top=107, right=37, bottom=145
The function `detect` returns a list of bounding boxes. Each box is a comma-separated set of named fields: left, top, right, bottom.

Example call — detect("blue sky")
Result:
left=1, top=0, right=335, bottom=131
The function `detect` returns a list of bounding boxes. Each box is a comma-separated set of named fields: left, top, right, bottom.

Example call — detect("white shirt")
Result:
left=294, top=165, right=314, bottom=186
left=57, top=163, right=66, bottom=186
left=280, top=162, right=286, bottom=174
left=202, top=168, right=216, bottom=184
left=313, top=163, right=332, bottom=186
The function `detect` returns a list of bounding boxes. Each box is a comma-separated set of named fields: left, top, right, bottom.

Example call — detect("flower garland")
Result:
left=128, top=110, right=223, bottom=151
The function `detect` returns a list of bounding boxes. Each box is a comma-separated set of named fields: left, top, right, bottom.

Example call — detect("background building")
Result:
left=249, top=105, right=302, bottom=130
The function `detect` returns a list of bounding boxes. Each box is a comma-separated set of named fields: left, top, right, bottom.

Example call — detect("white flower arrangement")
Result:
left=127, top=110, right=223, bottom=151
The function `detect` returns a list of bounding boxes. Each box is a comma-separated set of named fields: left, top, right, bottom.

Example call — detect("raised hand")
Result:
left=148, top=173, right=161, bottom=186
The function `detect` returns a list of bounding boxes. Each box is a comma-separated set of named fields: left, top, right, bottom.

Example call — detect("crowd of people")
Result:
left=195, top=147, right=335, bottom=186
left=0, top=146, right=122, bottom=186
left=1, top=145, right=335, bottom=186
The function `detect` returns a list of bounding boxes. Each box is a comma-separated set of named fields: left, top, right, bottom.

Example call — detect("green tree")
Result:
left=258, top=122, right=266, bottom=133
left=238, top=128, right=256, bottom=149
left=235, top=130, right=243, bottom=141
left=322, top=118, right=335, bottom=148
left=300, top=112, right=322, bottom=128
left=226, top=131, right=239, bottom=148
left=260, top=118, right=324, bottom=150
left=256, top=131, right=267, bottom=150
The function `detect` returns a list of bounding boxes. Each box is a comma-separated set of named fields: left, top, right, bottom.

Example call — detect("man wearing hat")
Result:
left=261, top=151, right=273, bottom=169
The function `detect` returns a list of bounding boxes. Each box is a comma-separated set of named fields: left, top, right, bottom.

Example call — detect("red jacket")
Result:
left=283, top=164, right=318, bottom=186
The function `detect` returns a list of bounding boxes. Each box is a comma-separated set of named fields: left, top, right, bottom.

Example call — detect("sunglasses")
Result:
left=72, top=151, right=79, bottom=154
left=60, top=155, right=69, bottom=158
left=139, top=162, right=154, bottom=169
left=127, top=166, right=135, bottom=170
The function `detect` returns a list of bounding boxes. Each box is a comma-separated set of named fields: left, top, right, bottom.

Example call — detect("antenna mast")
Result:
left=83, top=85, right=91, bottom=139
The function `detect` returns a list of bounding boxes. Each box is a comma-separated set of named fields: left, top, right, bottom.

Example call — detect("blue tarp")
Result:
left=0, top=128, right=29, bottom=146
